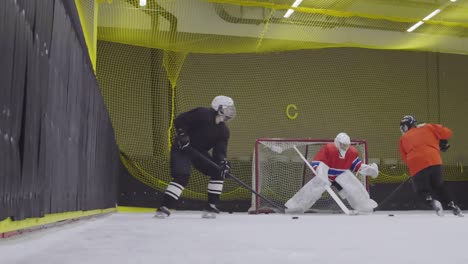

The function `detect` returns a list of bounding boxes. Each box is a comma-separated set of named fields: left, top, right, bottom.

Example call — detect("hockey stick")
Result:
left=187, top=147, right=286, bottom=214
left=292, top=145, right=356, bottom=215
left=374, top=176, right=412, bottom=211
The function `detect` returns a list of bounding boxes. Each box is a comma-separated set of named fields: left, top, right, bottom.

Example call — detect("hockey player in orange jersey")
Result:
left=398, top=115, right=463, bottom=217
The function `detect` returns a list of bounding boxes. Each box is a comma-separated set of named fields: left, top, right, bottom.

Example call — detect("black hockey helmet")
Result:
left=400, top=115, right=417, bottom=133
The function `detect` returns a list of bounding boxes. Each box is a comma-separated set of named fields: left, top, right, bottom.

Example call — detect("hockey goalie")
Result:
left=285, top=132, right=379, bottom=214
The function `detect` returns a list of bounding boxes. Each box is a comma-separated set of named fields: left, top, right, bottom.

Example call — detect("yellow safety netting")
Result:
left=75, top=0, right=468, bottom=204
left=93, top=0, right=468, bottom=55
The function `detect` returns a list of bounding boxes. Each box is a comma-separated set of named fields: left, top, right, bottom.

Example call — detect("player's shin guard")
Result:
left=155, top=181, right=185, bottom=218
left=161, top=181, right=185, bottom=208
left=207, top=180, right=224, bottom=205
left=433, top=183, right=452, bottom=205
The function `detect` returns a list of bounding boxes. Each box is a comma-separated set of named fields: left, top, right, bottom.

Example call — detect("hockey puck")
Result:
left=228, top=211, right=233, bottom=214
left=388, top=214, right=394, bottom=217
left=292, top=216, right=299, bottom=219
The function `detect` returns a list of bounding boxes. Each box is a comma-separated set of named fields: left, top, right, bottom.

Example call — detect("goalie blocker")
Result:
left=285, top=162, right=378, bottom=214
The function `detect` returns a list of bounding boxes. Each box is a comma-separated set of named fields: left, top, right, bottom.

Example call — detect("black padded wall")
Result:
left=0, top=0, right=121, bottom=221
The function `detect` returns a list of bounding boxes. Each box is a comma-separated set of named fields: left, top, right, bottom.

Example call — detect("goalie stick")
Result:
left=292, top=145, right=357, bottom=215
left=187, top=147, right=286, bottom=214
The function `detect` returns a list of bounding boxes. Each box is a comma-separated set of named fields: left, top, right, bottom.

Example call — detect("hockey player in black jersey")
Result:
left=155, top=96, right=236, bottom=219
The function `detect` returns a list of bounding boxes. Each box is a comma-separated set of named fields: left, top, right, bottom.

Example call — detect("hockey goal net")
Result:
left=249, top=138, right=368, bottom=214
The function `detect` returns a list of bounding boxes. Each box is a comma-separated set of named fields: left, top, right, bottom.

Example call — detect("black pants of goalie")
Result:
left=412, top=165, right=462, bottom=215
left=158, top=145, right=224, bottom=212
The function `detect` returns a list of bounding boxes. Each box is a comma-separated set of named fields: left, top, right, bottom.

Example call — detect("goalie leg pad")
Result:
left=335, top=171, right=377, bottom=212
left=285, top=175, right=330, bottom=213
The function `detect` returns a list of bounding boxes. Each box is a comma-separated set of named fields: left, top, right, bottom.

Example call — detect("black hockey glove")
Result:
left=439, top=139, right=450, bottom=152
left=219, top=159, right=231, bottom=179
left=175, top=128, right=190, bottom=150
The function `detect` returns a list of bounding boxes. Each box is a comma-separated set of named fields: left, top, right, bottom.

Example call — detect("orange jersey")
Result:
left=399, top=123, right=452, bottom=176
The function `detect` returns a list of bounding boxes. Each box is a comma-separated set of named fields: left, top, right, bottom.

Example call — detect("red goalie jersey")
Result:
left=310, top=143, right=362, bottom=181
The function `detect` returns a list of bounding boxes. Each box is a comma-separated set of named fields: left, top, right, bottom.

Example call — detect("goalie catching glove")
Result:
left=175, top=128, right=190, bottom=150
left=219, top=159, right=231, bottom=179
left=359, top=163, right=379, bottom=178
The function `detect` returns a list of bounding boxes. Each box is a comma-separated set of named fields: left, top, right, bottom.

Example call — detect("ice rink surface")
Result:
left=1, top=210, right=467, bottom=264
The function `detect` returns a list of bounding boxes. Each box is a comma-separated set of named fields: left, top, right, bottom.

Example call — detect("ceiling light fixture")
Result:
left=284, top=0, right=303, bottom=18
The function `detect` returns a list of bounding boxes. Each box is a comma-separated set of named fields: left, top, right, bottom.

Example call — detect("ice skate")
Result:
left=430, top=199, right=444, bottom=217
left=448, top=201, right=464, bottom=217
left=154, top=206, right=171, bottom=219
left=202, top=203, right=220, bottom=219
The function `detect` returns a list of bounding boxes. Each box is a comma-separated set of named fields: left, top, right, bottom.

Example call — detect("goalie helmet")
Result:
left=400, top=115, right=417, bottom=134
left=211, top=95, right=236, bottom=122
left=334, top=132, right=351, bottom=157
